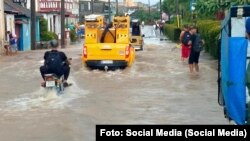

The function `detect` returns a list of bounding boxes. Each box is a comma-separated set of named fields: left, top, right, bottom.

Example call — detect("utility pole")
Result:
left=91, top=0, right=94, bottom=14
left=116, top=0, right=118, bottom=16
left=160, top=0, right=162, bottom=21
left=148, top=0, right=151, bottom=22
left=108, top=0, right=111, bottom=23
left=31, top=0, right=36, bottom=50
left=176, top=0, right=179, bottom=15
left=0, top=0, right=4, bottom=54
left=176, top=0, right=180, bottom=28
left=61, top=0, right=65, bottom=48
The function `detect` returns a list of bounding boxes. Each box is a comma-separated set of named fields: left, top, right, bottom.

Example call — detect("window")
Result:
left=88, top=2, right=91, bottom=11
left=13, top=0, right=27, bottom=3
left=80, top=4, right=84, bottom=11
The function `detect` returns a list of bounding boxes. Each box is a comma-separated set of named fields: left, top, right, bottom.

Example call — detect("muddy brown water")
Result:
left=0, top=26, right=227, bottom=141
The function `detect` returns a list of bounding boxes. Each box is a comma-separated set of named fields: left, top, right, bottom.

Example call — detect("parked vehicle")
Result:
left=130, top=19, right=144, bottom=51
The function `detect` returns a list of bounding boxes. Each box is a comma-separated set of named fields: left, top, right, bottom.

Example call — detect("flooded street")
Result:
left=0, top=26, right=227, bottom=141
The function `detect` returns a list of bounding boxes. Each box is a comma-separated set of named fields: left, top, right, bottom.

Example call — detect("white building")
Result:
left=37, top=0, right=79, bottom=37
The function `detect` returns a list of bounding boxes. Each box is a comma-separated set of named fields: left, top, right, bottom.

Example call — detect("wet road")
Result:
left=0, top=26, right=227, bottom=141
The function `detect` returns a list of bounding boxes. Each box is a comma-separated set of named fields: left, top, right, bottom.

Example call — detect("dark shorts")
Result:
left=189, top=51, right=200, bottom=64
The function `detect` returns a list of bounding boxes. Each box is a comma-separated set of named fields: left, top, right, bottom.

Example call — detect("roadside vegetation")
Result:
left=162, top=0, right=248, bottom=58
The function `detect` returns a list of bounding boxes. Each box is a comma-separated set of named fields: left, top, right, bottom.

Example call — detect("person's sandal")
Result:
left=41, top=81, right=45, bottom=87
left=63, top=82, right=69, bottom=87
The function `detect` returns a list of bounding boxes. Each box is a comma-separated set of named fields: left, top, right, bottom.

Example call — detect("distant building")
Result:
left=4, top=0, right=40, bottom=51
left=79, top=0, right=115, bottom=23
left=37, top=0, right=79, bottom=37
left=123, top=0, right=135, bottom=7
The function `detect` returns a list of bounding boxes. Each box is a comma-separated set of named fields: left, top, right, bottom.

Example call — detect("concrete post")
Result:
left=31, top=0, right=37, bottom=50
left=108, top=0, right=111, bottom=23
left=61, top=0, right=65, bottom=48
left=0, top=0, right=5, bottom=55
left=116, top=0, right=118, bottom=15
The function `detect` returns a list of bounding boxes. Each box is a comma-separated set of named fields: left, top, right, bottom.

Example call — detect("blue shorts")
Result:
left=10, top=44, right=17, bottom=52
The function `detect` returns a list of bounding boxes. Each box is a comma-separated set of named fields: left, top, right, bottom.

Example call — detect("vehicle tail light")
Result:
left=83, top=45, right=87, bottom=58
left=125, top=45, right=131, bottom=58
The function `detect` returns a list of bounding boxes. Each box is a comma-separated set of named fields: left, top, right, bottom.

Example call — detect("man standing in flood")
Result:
left=188, top=26, right=204, bottom=73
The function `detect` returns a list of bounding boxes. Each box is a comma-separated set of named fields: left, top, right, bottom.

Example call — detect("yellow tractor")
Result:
left=82, top=14, right=135, bottom=69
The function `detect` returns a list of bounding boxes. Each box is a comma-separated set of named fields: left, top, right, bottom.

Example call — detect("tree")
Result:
left=162, top=0, right=175, bottom=14
left=195, top=0, right=249, bottom=20
left=162, top=0, right=250, bottom=22
left=132, top=10, right=161, bottom=23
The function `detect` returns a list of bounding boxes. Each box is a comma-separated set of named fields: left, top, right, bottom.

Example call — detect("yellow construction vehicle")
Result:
left=82, top=14, right=135, bottom=69
left=130, top=19, right=144, bottom=51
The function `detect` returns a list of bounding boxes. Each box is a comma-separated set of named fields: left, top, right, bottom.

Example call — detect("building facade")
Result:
left=79, top=0, right=115, bottom=23
left=37, top=0, right=79, bottom=37
left=4, top=0, right=40, bottom=51
left=123, top=0, right=135, bottom=7
left=0, top=0, right=5, bottom=54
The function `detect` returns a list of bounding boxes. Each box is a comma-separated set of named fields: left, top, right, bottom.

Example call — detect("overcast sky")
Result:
left=115, top=0, right=159, bottom=5
left=134, top=0, right=159, bottom=5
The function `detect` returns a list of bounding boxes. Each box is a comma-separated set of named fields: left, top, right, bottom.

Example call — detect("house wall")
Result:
left=22, top=20, right=31, bottom=51
left=42, top=13, right=76, bottom=39
left=36, top=19, right=40, bottom=42
left=55, top=15, right=61, bottom=37
left=38, top=0, right=79, bottom=40
left=47, top=14, right=54, bottom=32
left=42, top=14, right=61, bottom=37
left=0, top=0, right=4, bottom=54
left=5, top=14, right=15, bottom=34
left=15, top=18, right=39, bottom=51
left=67, top=17, right=78, bottom=25
left=26, top=0, right=44, bottom=11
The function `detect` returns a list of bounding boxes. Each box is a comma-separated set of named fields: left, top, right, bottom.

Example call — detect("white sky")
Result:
left=112, top=0, right=159, bottom=5
left=134, top=0, right=159, bottom=5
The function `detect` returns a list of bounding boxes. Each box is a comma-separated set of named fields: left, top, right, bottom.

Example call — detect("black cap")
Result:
left=50, top=39, right=58, bottom=48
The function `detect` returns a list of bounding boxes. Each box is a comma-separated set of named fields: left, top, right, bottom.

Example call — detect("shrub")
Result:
left=39, top=17, right=48, bottom=33
left=41, top=31, right=58, bottom=41
left=163, top=20, right=221, bottom=59
left=70, top=28, right=77, bottom=42
left=163, top=24, right=181, bottom=42
left=39, top=17, right=58, bottom=41
left=197, top=20, right=220, bottom=58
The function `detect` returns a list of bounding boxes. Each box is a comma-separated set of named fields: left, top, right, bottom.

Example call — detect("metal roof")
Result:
left=4, top=0, right=42, bottom=17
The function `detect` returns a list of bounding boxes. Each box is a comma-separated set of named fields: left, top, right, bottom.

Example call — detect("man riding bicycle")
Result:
left=40, top=40, right=71, bottom=87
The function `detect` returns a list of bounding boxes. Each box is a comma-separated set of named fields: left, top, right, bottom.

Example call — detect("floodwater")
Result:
left=0, top=26, right=227, bottom=141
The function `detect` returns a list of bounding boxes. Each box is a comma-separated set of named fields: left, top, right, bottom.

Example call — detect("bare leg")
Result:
left=195, top=63, right=199, bottom=72
left=189, top=64, right=194, bottom=73
left=181, top=57, right=184, bottom=61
